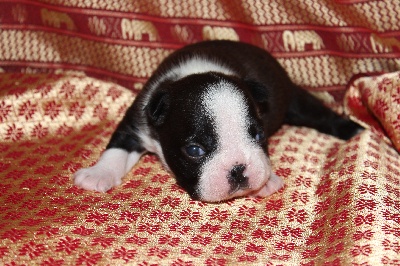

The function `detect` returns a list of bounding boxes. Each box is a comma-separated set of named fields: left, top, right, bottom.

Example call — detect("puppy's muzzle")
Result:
left=228, top=164, right=249, bottom=193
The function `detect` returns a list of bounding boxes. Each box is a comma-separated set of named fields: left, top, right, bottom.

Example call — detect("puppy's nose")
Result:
left=229, top=164, right=248, bottom=186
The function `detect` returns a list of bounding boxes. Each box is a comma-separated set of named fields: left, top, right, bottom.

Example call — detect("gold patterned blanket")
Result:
left=1, top=72, right=399, bottom=265
left=0, top=0, right=399, bottom=265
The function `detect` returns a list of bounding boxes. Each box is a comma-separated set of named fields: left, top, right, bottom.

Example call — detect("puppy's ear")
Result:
left=146, top=91, right=170, bottom=126
left=245, top=79, right=270, bottom=103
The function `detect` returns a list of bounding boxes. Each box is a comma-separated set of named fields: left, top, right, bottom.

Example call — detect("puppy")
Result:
left=74, top=40, right=361, bottom=202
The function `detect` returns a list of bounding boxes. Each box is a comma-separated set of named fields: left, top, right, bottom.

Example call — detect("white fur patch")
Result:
left=137, top=131, right=169, bottom=171
left=74, top=148, right=142, bottom=192
left=144, top=57, right=236, bottom=105
left=197, top=82, right=276, bottom=202
left=167, top=56, right=235, bottom=79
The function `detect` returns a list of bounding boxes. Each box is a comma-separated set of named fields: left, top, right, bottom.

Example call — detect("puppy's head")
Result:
left=146, top=73, right=273, bottom=202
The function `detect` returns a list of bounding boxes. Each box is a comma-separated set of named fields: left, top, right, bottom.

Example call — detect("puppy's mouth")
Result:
left=228, top=179, right=250, bottom=195
left=228, top=179, right=272, bottom=198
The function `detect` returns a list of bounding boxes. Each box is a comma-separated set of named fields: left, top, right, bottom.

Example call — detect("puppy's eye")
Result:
left=255, top=132, right=264, bottom=142
left=254, top=130, right=265, bottom=143
left=183, top=144, right=206, bottom=158
left=249, top=123, right=265, bottom=143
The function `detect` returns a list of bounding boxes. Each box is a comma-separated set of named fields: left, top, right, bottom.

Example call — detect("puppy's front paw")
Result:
left=74, top=166, right=122, bottom=192
left=251, top=173, right=284, bottom=198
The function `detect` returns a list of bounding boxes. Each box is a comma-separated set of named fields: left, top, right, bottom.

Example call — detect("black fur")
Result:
left=284, top=87, right=362, bottom=140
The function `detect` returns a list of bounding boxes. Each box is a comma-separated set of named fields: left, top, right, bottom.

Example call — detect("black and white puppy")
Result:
left=74, top=40, right=361, bottom=202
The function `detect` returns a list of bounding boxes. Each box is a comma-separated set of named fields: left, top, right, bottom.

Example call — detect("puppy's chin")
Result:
left=247, top=172, right=284, bottom=198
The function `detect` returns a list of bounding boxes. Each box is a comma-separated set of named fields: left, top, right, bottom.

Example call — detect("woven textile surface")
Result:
left=0, top=0, right=399, bottom=265
left=345, top=71, right=400, bottom=152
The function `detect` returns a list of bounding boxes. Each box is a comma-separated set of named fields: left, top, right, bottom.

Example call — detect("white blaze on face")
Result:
left=197, top=82, right=273, bottom=202
left=170, top=57, right=235, bottom=78
left=144, top=57, right=235, bottom=105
